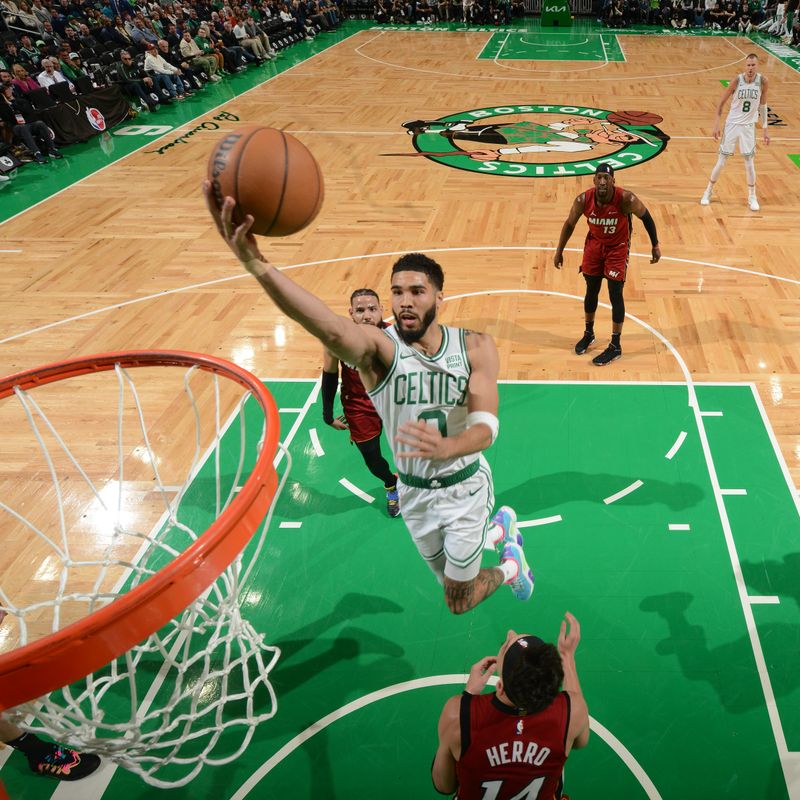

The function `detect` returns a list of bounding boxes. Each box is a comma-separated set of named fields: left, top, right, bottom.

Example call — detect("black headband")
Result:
left=501, top=635, right=544, bottom=708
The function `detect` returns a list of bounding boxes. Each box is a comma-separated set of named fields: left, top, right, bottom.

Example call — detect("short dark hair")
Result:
left=350, top=288, right=379, bottom=305
left=503, top=640, right=564, bottom=714
left=392, top=253, right=444, bottom=291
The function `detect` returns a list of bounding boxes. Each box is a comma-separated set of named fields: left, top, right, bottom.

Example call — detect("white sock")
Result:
left=500, top=558, right=518, bottom=583
left=487, top=521, right=505, bottom=548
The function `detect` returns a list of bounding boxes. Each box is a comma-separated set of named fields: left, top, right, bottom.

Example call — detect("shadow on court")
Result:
left=500, top=471, right=705, bottom=513
left=741, top=553, right=800, bottom=610
left=639, top=591, right=800, bottom=713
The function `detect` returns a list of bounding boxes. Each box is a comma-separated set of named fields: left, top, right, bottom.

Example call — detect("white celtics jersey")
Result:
left=368, top=325, right=474, bottom=481
left=727, top=73, right=762, bottom=126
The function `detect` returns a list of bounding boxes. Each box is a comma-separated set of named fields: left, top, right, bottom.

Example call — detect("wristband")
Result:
left=466, top=411, right=499, bottom=444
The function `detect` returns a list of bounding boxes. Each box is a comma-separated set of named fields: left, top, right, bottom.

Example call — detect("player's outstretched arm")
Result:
left=431, top=695, right=460, bottom=795
left=553, top=194, right=585, bottom=269
left=557, top=612, right=590, bottom=752
left=624, top=191, right=661, bottom=264
left=204, top=183, right=391, bottom=368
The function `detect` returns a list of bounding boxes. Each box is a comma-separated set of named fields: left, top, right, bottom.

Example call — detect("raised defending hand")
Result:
left=465, top=656, right=497, bottom=695
left=650, top=244, right=661, bottom=264
left=395, top=419, right=452, bottom=461
left=202, top=180, right=264, bottom=271
left=557, top=612, right=581, bottom=660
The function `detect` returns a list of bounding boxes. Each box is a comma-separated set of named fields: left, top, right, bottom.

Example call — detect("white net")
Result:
left=0, top=357, right=289, bottom=788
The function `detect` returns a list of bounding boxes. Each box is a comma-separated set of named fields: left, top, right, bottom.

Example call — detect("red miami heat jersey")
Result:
left=455, top=692, right=571, bottom=800
left=583, top=186, right=630, bottom=246
left=340, top=322, right=387, bottom=417
left=340, top=362, right=376, bottom=416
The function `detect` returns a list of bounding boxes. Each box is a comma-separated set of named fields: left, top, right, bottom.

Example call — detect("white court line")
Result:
left=230, top=674, right=662, bottom=800
left=0, top=249, right=22, bottom=253
left=275, top=381, right=320, bottom=470
left=339, top=478, right=374, bottom=504
left=672, top=135, right=800, bottom=141
left=748, top=595, right=781, bottom=605
left=749, top=385, right=800, bottom=518
left=598, top=30, right=609, bottom=64
left=279, top=521, right=303, bottom=529
left=51, top=762, right=117, bottom=799
left=517, top=514, right=563, bottom=527
left=720, top=488, right=748, bottom=496
left=492, top=30, right=512, bottom=67
left=668, top=523, right=691, bottom=531
left=700, top=411, right=723, bottom=417
left=518, top=36, right=591, bottom=47
left=4, top=247, right=799, bottom=349
left=308, top=427, right=325, bottom=457
left=288, top=129, right=398, bottom=135
left=603, top=479, right=643, bottom=505
left=691, top=382, right=799, bottom=790
left=665, top=430, right=688, bottom=460
left=279, top=407, right=304, bottom=413
left=354, top=27, right=747, bottom=81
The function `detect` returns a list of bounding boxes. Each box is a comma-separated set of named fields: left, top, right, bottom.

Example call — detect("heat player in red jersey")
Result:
left=322, top=289, right=400, bottom=517
left=432, top=613, right=589, bottom=799
left=553, top=163, right=661, bottom=366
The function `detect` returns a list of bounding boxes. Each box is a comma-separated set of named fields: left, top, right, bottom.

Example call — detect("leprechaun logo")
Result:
left=393, top=105, right=669, bottom=177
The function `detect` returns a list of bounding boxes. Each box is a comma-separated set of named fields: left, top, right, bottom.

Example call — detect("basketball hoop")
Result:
left=0, top=351, right=288, bottom=787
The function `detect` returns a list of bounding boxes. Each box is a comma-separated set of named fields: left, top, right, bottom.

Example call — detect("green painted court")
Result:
left=478, top=31, right=626, bottom=61
left=2, top=379, right=796, bottom=799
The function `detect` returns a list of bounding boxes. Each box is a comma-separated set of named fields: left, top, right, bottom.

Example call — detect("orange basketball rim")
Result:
left=0, top=350, right=280, bottom=712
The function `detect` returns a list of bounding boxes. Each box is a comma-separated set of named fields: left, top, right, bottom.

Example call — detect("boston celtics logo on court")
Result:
left=396, top=105, right=669, bottom=178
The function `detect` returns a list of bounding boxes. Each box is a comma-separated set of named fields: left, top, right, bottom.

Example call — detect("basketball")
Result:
left=606, top=110, right=663, bottom=126
left=207, top=125, right=324, bottom=237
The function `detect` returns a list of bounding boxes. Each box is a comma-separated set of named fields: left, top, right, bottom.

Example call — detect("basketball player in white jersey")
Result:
left=203, top=185, right=535, bottom=615
left=700, top=53, right=769, bottom=211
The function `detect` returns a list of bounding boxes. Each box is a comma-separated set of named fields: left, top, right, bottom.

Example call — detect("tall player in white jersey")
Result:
left=203, top=186, right=535, bottom=614
left=700, top=53, right=770, bottom=211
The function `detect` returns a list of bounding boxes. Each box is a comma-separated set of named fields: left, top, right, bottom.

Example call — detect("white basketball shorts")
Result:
left=398, top=455, right=495, bottom=582
left=720, top=122, right=756, bottom=157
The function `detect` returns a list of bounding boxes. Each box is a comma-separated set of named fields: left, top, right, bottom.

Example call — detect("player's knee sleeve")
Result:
left=608, top=279, right=626, bottom=324
left=744, top=155, right=756, bottom=184
left=583, top=274, right=603, bottom=314
left=710, top=153, right=728, bottom=182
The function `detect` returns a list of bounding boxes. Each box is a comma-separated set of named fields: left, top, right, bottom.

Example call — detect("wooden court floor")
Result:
left=1, top=21, right=799, bottom=799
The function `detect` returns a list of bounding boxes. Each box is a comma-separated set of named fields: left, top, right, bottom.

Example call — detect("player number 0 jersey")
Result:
left=368, top=325, right=474, bottom=481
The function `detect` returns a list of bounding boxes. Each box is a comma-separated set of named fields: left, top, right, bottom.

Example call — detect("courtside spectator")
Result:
left=179, top=29, right=221, bottom=80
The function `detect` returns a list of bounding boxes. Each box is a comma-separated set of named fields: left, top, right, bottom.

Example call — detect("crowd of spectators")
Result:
left=599, top=0, right=799, bottom=44
left=0, top=0, right=343, bottom=183
left=373, top=0, right=525, bottom=24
